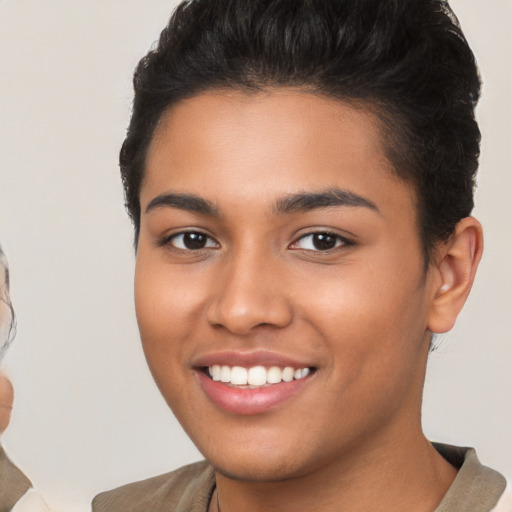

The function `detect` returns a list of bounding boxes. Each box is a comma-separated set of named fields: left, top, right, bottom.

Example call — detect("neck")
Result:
left=212, top=427, right=457, bottom=512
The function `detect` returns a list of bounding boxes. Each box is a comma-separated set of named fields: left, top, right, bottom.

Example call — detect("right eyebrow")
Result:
left=145, top=193, right=220, bottom=217
left=272, top=187, right=379, bottom=216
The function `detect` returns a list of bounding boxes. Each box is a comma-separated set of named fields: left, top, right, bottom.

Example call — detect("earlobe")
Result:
left=427, top=217, right=483, bottom=334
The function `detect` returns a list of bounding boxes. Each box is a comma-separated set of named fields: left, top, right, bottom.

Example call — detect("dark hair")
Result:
left=121, top=0, right=481, bottom=262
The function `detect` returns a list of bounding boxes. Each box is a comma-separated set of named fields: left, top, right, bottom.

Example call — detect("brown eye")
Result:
left=311, top=233, right=338, bottom=250
left=293, top=232, right=348, bottom=251
left=169, top=232, right=218, bottom=250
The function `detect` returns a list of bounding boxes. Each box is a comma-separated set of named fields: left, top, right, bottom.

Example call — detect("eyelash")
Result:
left=160, top=230, right=354, bottom=253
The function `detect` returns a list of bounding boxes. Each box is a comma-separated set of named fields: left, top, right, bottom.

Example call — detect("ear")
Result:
left=427, top=217, right=483, bottom=334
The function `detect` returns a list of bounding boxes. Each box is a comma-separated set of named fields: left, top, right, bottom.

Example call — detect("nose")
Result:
left=206, top=251, right=293, bottom=335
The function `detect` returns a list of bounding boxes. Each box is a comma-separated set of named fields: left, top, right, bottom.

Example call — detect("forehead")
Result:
left=142, top=89, right=414, bottom=216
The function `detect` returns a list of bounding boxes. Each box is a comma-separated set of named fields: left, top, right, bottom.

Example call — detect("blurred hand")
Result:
left=0, top=373, right=14, bottom=432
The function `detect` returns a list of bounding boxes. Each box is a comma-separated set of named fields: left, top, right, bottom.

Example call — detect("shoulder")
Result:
left=0, top=444, right=32, bottom=510
left=0, top=445, right=50, bottom=512
left=92, top=460, right=215, bottom=512
left=434, top=443, right=509, bottom=512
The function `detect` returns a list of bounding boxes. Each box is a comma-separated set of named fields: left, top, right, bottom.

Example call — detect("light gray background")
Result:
left=0, top=1, right=511, bottom=510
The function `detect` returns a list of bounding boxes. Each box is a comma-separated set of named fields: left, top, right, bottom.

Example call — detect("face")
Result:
left=135, top=90, right=439, bottom=481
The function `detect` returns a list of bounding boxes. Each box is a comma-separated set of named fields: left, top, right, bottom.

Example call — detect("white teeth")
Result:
left=231, top=366, right=248, bottom=385
left=267, top=366, right=282, bottom=384
left=211, top=365, right=221, bottom=381
left=220, top=365, right=231, bottom=383
left=248, top=366, right=267, bottom=386
left=207, top=364, right=312, bottom=387
left=301, top=368, right=310, bottom=378
left=282, top=367, right=294, bottom=382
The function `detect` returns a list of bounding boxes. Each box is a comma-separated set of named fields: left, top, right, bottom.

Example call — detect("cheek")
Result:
left=134, top=252, right=213, bottom=392
left=135, top=275, right=190, bottom=418
left=135, top=246, right=203, bottom=335
left=135, top=256, right=183, bottom=363
left=296, top=249, right=428, bottom=391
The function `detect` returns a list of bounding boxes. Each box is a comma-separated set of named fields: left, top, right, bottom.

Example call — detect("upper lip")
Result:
left=191, top=350, right=316, bottom=369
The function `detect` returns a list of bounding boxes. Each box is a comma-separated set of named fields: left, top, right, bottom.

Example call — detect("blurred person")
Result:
left=0, top=246, right=49, bottom=512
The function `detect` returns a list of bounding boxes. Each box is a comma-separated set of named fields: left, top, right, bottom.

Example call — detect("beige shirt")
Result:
left=0, top=446, right=49, bottom=512
left=0, top=445, right=31, bottom=512
left=92, top=443, right=508, bottom=512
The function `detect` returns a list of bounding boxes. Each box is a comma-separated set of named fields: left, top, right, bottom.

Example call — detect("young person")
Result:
left=93, top=0, right=511, bottom=510
left=0, top=246, right=49, bottom=512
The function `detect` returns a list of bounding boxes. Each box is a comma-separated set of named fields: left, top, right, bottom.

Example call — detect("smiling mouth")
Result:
left=202, top=365, right=316, bottom=388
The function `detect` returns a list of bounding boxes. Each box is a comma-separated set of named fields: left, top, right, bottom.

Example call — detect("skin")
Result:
left=135, top=90, right=482, bottom=512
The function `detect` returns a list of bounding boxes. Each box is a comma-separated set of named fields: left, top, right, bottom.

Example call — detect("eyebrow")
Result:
left=145, top=187, right=379, bottom=218
left=145, top=193, right=219, bottom=217
left=273, top=188, right=379, bottom=215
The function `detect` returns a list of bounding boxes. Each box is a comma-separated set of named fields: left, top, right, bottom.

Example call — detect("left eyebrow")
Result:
left=273, top=188, right=379, bottom=215
left=145, top=193, right=220, bottom=217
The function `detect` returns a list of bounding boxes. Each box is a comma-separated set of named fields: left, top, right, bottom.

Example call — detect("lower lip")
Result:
left=196, top=370, right=313, bottom=415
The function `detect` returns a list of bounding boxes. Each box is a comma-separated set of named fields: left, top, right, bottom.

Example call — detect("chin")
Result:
left=209, top=456, right=311, bottom=483
left=193, top=433, right=329, bottom=483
